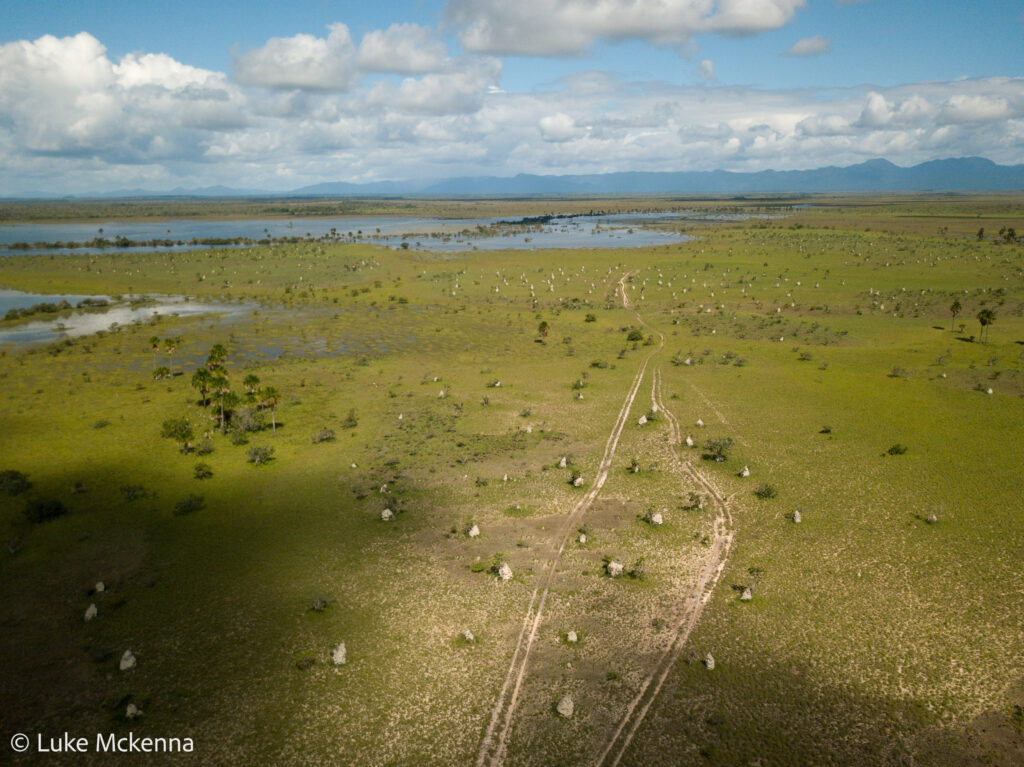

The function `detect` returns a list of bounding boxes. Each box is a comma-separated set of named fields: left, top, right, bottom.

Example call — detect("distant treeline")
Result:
left=1, top=233, right=352, bottom=251
left=3, top=297, right=109, bottom=322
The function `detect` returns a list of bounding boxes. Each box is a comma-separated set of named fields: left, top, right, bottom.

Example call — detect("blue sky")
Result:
left=1, top=0, right=1022, bottom=194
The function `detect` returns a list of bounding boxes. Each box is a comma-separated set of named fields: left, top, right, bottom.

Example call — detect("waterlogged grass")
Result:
left=1, top=196, right=1023, bottom=766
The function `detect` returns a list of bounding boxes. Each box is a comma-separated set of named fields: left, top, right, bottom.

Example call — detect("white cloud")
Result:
left=366, top=56, right=501, bottom=115
left=939, top=94, right=1012, bottom=124
left=539, top=113, right=582, bottom=141
left=0, top=32, right=246, bottom=163
left=2, top=31, right=1023, bottom=194
left=698, top=59, right=716, bottom=81
left=357, top=23, right=449, bottom=74
left=784, top=35, right=831, bottom=56
left=445, top=0, right=806, bottom=56
left=232, top=23, right=358, bottom=91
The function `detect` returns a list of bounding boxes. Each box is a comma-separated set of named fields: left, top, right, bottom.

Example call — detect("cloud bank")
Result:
left=1, top=26, right=1022, bottom=195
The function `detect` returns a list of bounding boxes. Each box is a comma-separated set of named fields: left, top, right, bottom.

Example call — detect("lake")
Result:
left=0, top=212, right=704, bottom=256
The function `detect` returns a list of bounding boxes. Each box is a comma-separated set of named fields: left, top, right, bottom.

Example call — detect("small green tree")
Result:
left=161, top=417, right=194, bottom=453
left=703, top=437, right=734, bottom=463
left=538, top=320, right=550, bottom=337
left=0, top=470, right=31, bottom=496
left=950, top=298, right=961, bottom=330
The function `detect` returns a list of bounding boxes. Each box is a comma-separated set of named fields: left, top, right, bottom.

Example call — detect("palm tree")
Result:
left=206, top=343, right=228, bottom=371
left=149, top=336, right=161, bottom=369
left=164, top=336, right=181, bottom=373
left=977, top=308, right=996, bottom=343
left=210, top=374, right=231, bottom=433
left=191, top=367, right=213, bottom=407
left=243, top=373, right=260, bottom=400
left=258, top=385, right=280, bottom=434
left=950, top=299, right=961, bottom=331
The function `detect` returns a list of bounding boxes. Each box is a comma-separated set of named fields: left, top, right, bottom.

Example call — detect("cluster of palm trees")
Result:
left=190, top=344, right=280, bottom=434
left=149, top=335, right=183, bottom=380
left=949, top=300, right=997, bottom=343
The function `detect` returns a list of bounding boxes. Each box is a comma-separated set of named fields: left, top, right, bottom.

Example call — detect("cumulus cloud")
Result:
left=0, top=32, right=245, bottom=162
left=939, top=94, right=1012, bottom=124
left=233, top=23, right=358, bottom=91
left=2, top=30, right=1024, bottom=194
left=357, top=23, right=449, bottom=74
left=698, top=59, right=716, bottom=81
left=366, top=56, right=501, bottom=115
left=539, top=113, right=583, bottom=141
left=784, top=35, right=831, bottom=56
left=445, top=0, right=806, bottom=55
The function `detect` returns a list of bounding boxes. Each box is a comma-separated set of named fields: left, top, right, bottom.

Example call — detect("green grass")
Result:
left=1, top=195, right=1023, bottom=766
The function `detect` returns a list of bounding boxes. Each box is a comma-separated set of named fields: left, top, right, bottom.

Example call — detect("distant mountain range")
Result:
left=12, top=157, right=1024, bottom=199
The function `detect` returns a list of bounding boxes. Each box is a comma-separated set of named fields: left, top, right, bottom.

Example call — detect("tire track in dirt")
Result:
left=594, top=372, right=735, bottom=766
left=476, top=272, right=655, bottom=767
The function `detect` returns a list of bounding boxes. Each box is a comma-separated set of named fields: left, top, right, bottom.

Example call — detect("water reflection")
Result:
left=0, top=291, right=250, bottom=345
left=0, top=211, right=720, bottom=256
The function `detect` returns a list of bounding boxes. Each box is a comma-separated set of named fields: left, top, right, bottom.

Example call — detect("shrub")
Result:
left=703, top=437, right=734, bottom=462
left=173, top=494, right=205, bottom=515
left=247, top=445, right=275, bottom=465
left=24, top=498, right=67, bottom=523
left=628, top=558, right=646, bottom=580
left=93, top=419, right=111, bottom=429
left=195, top=438, right=215, bottom=456
left=682, top=492, right=705, bottom=510
left=342, top=409, right=358, bottom=429
left=590, top=360, right=609, bottom=369
left=193, top=462, right=213, bottom=479
left=230, top=406, right=266, bottom=433
left=887, top=443, right=908, bottom=456
left=160, top=417, right=194, bottom=453
left=754, top=483, right=778, bottom=500
left=585, top=313, right=597, bottom=322
left=626, top=329, right=644, bottom=342
left=120, top=484, right=150, bottom=501
left=0, top=469, right=31, bottom=496
left=312, top=427, right=336, bottom=444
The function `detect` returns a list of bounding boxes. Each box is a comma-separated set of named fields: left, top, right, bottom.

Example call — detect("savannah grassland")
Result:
left=1, top=196, right=1023, bottom=766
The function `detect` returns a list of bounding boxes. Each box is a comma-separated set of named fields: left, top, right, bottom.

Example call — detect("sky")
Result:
left=1, top=0, right=1022, bottom=195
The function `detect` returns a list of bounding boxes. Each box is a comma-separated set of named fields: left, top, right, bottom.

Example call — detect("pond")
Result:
left=0, top=211, right=713, bottom=256
left=0, top=290, right=251, bottom=346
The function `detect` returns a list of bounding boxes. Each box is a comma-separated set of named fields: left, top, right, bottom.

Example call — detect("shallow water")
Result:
left=0, top=292, right=251, bottom=345
left=0, top=212, right=705, bottom=255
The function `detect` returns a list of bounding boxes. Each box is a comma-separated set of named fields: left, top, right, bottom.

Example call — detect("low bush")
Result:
left=0, top=469, right=31, bottom=496
left=247, top=445, right=275, bottom=465
left=173, top=494, right=205, bottom=515
left=312, top=427, right=336, bottom=444
left=24, top=498, right=67, bottom=523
